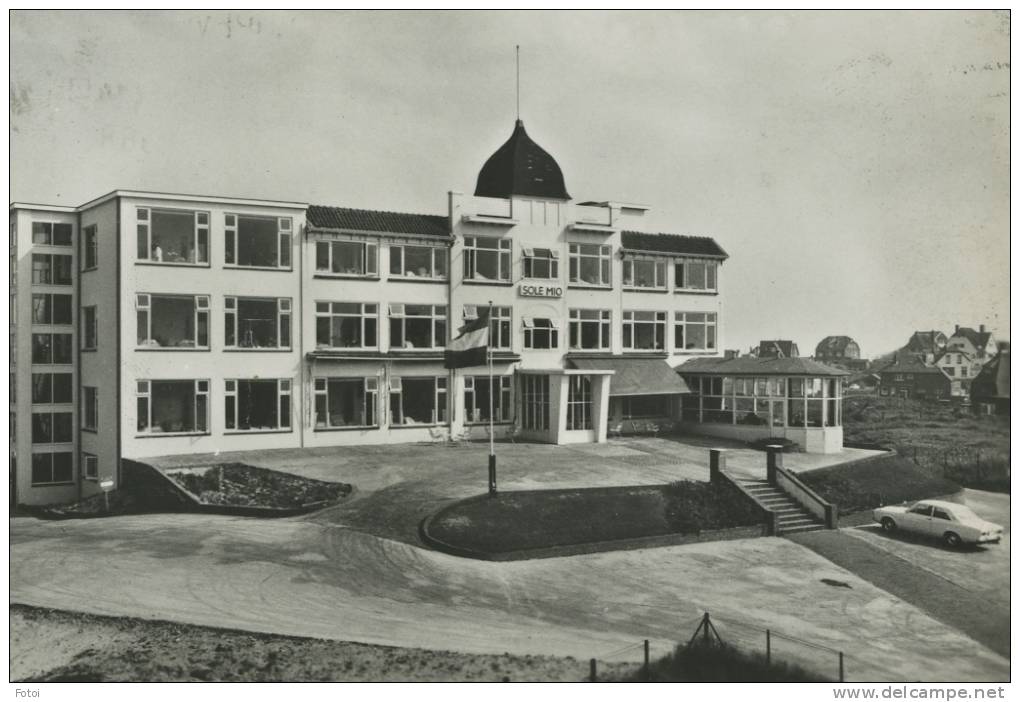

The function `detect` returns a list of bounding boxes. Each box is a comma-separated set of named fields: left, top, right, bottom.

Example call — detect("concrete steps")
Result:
left=740, top=479, right=825, bottom=535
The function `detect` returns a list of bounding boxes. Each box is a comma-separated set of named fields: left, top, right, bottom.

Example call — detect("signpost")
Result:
left=100, top=478, right=115, bottom=514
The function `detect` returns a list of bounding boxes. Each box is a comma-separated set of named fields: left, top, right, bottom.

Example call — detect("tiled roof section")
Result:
left=307, top=205, right=449, bottom=238
left=951, top=327, right=993, bottom=350
left=972, top=353, right=1009, bottom=399
left=677, top=356, right=849, bottom=377
left=621, top=231, right=728, bottom=259
left=877, top=356, right=948, bottom=375
left=903, top=331, right=946, bottom=354
left=758, top=340, right=799, bottom=358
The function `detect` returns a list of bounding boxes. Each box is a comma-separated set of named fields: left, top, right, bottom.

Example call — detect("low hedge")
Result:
left=165, top=463, right=351, bottom=510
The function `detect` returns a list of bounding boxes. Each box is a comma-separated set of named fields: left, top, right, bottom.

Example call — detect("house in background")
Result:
left=754, top=340, right=799, bottom=358
left=877, top=355, right=952, bottom=400
left=934, top=348, right=982, bottom=396
left=902, top=330, right=948, bottom=363
left=946, top=324, right=998, bottom=364
left=814, top=335, right=867, bottom=371
left=970, top=351, right=1009, bottom=416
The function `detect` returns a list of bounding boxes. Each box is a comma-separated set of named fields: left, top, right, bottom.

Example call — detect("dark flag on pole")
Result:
left=444, top=308, right=490, bottom=369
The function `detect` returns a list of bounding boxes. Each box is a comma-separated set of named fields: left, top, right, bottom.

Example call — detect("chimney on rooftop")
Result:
left=980, top=324, right=986, bottom=333
left=955, top=325, right=960, bottom=335
left=724, top=349, right=739, bottom=359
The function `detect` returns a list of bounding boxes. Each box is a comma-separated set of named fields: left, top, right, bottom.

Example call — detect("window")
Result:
left=568, top=244, right=611, bottom=286
left=225, top=214, right=292, bottom=268
left=136, top=380, right=209, bottom=434
left=908, top=503, right=932, bottom=516
left=31, top=294, right=73, bottom=325
left=82, top=452, right=99, bottom=480
left=315, top=240, right=377, bottom=276
left=136, top=294, right=209, bottom=349
left=569, top=309, right=611, bottom=350
left=956, top=354, right=963, bottom=364
left=463, top=305, right=511, bottom=350
left=623, top=258, right=667, bottom=289
left=31, top=254, right=73, bottom=285
left=463, top=237, right=511, bottom=282
left=31, top=452, right=73, bottom=485
left=521, top=375, right=550, bottom=431
left=523, top=318, right=559, bottom=350
left=620, top=395, right=670, bottom=419
left=224, top=297, right=291, bottom=349
left=932, top=508, right=952, bottom=521
left=944, top=366, right=955, bottom=376
left=566, top=375, right=593, bottom=430
left=464, top=376, right=512, bottom=423
left=623, top=310, right=666, bottom=351
left=82, top=306, right=97, bottom=350
left=390, top=244, right=447, bottom=279
left=225, top=379, right=291, bottom=431
left=674, top=312, right=717, bottom=351
left=389, top=304, right=446, bottom=349
left=32, top=333, right=73, bottom=364
left=522, top=248, right=559, bottom=280
left=82, top=224, right=98, bottom=270
left=675, top=260, right=718, bottom=292
left=389, top=376, right=447, bottom=425
left=32, top=411, right=73, bottom=444
left=32, top=222, right=72, bottom=246
left=32, top=373, right=73, bottom=404
left=82, top=386, right=98, bottom=431
left=136, top=208, right=208, bottom=264
left=961, top=367, right=969, bottom=378
left=315, top=302, right=378, bottom=349
left=313, top=377, right=378, bottom=429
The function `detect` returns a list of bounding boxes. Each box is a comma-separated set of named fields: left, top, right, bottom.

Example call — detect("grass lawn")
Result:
left=843, top=394, right=1009, bottom=493
left=427, top=482, right=762, bottom=555
left=798, top=455, right=960, bottom=515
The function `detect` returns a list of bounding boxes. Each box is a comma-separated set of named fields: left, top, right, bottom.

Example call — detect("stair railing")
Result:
left=766, top=446, right=838, bottom=529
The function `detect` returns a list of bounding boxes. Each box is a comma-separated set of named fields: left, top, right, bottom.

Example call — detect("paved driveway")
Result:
left=10, top=512, right=1008, bottom=682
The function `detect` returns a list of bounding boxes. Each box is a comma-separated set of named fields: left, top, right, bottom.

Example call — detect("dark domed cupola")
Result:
left=474, top=120, right=571, bottom=200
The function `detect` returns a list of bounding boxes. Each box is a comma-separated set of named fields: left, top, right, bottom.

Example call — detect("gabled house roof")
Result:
left=903, top=330, right=947, bottom=354
left=307, top=206, right=449, bottom=238
left=877, top=356, right=950, bottom=376
left=950, top=327, right=994, bottom=350
left=757, top=340, right=799, bottom=358
left=621, top=231, right=728, bottom=259
left=815, top=335, right=858, bottom=356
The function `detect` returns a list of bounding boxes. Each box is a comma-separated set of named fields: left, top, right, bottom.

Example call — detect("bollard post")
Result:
left=703, top=613, right=710, bottom=645
left=488, top=455, right=497, bottom=497
left=839, top=651, right=844, bottom=682
left=765, top=629, right=771, bottom=665
left=589, top=658, right=597, bottom=682
left=709, top=449, right=726, bottom=483
left=766, top=445, right=783, bottom=484
left=643, top=639, right=650, bottom=680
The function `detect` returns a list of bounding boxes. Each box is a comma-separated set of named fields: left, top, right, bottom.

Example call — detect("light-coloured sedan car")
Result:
left=873, top=499, right=1004, bottom=547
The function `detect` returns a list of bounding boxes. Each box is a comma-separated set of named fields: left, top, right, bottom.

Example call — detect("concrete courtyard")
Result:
left=10, top=436, right=1008, bottom=682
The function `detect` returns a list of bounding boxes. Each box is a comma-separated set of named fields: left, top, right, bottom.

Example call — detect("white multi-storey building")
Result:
left=10, top=119, right=728, bottom=505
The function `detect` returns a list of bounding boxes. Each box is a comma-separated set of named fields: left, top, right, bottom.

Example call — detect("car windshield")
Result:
left=908, top=503, right=931, bottom=515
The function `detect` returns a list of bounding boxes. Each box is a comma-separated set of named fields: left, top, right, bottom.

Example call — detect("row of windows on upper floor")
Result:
left=44, top=208, right=719, bottom=293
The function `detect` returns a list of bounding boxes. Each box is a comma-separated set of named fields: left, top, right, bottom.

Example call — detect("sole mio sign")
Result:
left=519, top=283, right=564, bottom=298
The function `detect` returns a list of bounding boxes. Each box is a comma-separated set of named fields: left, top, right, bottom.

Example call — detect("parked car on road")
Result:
left=873, top=500, right=1004, bottom=547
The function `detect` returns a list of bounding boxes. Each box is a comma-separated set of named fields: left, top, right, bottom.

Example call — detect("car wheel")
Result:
left=943, top=532, right=962, bottom=548
left=880, top=517, right=896, bottom=532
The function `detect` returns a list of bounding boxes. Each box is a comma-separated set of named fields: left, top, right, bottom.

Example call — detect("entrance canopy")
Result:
left=568, top=357, right=690, bottom=396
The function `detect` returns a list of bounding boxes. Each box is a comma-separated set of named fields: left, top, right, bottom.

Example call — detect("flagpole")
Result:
left=487, top=300, right=496, bottom=496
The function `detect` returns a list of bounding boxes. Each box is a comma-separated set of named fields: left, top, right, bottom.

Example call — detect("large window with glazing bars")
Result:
left=463, top=237, right=511, bottom=282
left=389, top=376, right=447, bottom=425
left=314, top=377, right=378, bottom=429
left=225, top=214, right=292, bottom=269
left=224, top=297, right=291, bottom=349
left=521, top=375, right=550, bottom=431
left=675, top=260, right=718, bottom=292
left=315, top=302, right=378, bottom=349
left=568, top=244, right=611, bottom=287
left=32, top=222, right=73, bottom=246
left=522, top=247, right=559, bottom=280
left=136, top=294, right=209, bottom=349
left=316, top=240, right=377, bottom=276
left=32, top=293, right=72, bottom=325
left=136, top=379, right=209, bottom=435
left=569, top=309, right=611, bottom=351
left=31, top=452, right=73, bottom=486
left=674, top=312, right=717, bottom=352
left=522, top=318, right=559, bottom=350
left=464, top=376, right=512, bottom=424
left=566, top=375, right=593, bottom=430
left=31, top=254, right=72, bottom=285
left=622, top=258, right=667, bottom=290
left=136, top=208, right=209, bottom=265
left=225, top=379, right=291, bottom=432
left=623, top=310, right=666, bottom=351
left=390, top=244, right=447, bottom=280
left=389, top=304, right=446, bottom=350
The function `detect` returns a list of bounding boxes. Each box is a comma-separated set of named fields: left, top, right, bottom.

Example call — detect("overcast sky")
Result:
left=10, top=10, right=1010, bottom=355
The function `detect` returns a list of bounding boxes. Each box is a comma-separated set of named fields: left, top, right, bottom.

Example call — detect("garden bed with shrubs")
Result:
left=164, top=463, right=352, bottom=512
left=424, top=481, right=764, bottom=557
